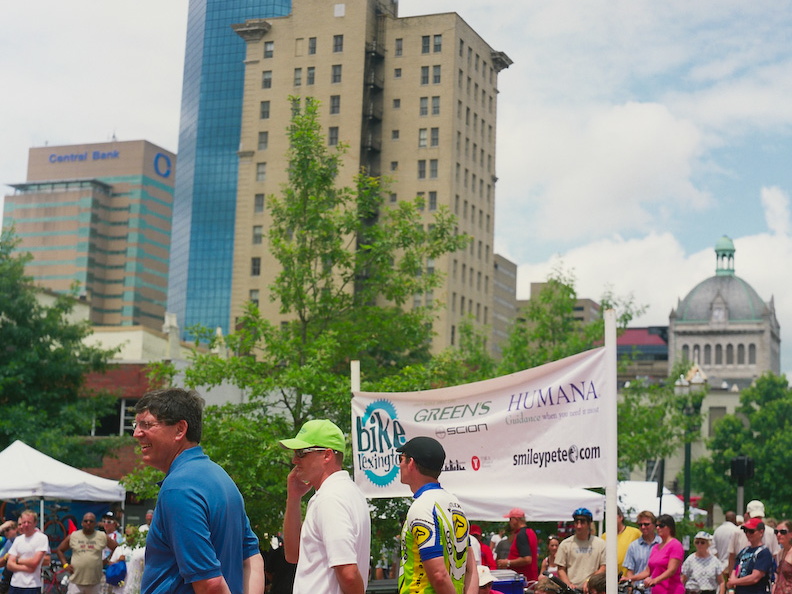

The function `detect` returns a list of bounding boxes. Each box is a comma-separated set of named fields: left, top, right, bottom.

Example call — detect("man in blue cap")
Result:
left=556, top=507, right=606, bottom=593
left=280, top=419, right=371, bottom=594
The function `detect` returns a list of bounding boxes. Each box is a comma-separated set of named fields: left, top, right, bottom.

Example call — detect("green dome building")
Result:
left=669, top=236, right=780, bottom=389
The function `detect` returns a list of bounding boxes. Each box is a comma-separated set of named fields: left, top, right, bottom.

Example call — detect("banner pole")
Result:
left=351, top=360, right=360, bottom=393
left=605, top=310, right=618, bottom=591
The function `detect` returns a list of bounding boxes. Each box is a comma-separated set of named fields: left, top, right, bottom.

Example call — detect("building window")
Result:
left=432, top=96, right=440, bottom=115
left=726, top=344, right=734, bottom=365
left=256, top=162, right=267, bottom=182
left=394, top=68, right=402, bottom=78
left=459, top=38, right=464, bottom=57
left=252, top=225, right=263, bottom=244
left=251, top=257, right=261, bottom=276
left=422, top=35, right=430, bottom=54
left=306, top=66, right=315, bottom=85
left=328, top=126, right=339, bottom=146
left=738, top=343, right=746, bottom=365
left=308, top=37, right=316, bottom=54
left=430, top=127, right=439, bottom=146
left=332, top=64, right=342, bottom=83
left=395, top=38, right=403, bottom=56
left=254, top=194, right=265, bottom=213
left=330, top=95, right=341, bottom=114
left=421, top=66, right=429, bottom=85
left=433, top=34, right=442, bottom=52
left=333, top=34, right=344, bottom=52
left=419, top=97, right=428, bottom=116
left=715, top=344, right=723, bottom=365
left=264, top=41, right=274, bottom=58
left=429, top=159, right=438, bottom=178
left=390, top=193, right=397, bottom=203
left=260, top=101, right=270, bottom=119
left=393, top=98, right=401, bottom=109
left=433, top=65, right=441, bottom=84
left=418, top=160, right=426, bottom=179
left=749, top=344, right=756, bottom=364
left=392, top=129, right=400, bottom=140
left=293, top=68, right=302, bottom=86
left=704, top=344, right=712, bottom=365
left=429, top=191, right=437, bottom=211
left=390, top=161, right=398, bottom=171
left=262, top=70, right=272, bottom=89
left=258, top=131, right=268, bottom=150
left=249, top=289, right=259, bottom=307
left=418, top=128, right=427, bottom=148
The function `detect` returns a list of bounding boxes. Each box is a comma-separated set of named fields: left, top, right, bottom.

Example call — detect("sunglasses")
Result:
left=294, top=447, right=329, bottom=458
left=776, top=529, right=789, bottom=535
left=694, top=540, right=709, bottom=545
left=656, top=524, right=667, bottom=529
left=638, top=522, right=653, bottom=527
left=742, top=528, right=756, bottom=535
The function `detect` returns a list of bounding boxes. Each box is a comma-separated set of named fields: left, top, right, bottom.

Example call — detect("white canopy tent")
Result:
left=618, top=480, right=707, bottom=522
left=456, top=487, right=605, bottom=522
left=0, top=440, right=126, bottom=527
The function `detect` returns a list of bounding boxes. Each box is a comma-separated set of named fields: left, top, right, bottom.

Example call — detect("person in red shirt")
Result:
left=497, top=508, right=538, bottom=583
left=471, top=525, right=496, bottom=570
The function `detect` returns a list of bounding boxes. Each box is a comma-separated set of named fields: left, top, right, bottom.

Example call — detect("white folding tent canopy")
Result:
left=618, top=480, right=706, bottom=521
left=0, top=440, right=126, bottom=525
left=456, top=486, right=605, bottom=522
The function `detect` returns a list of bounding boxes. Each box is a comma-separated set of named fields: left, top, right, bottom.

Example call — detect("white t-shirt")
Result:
left=294, top=471, right=371, bottom=594
left=9, top=530, right=49, bottom=588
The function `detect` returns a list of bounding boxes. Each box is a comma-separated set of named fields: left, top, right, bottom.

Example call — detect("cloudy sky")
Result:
left=2, top=0, right=791, bottom=374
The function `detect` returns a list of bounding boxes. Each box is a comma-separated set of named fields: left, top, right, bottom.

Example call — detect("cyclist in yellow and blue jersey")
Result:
left=396, top=437, right=478, bottom=594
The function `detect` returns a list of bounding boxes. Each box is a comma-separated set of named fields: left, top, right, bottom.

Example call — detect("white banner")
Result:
left=352, top=348, right=613, bottom=518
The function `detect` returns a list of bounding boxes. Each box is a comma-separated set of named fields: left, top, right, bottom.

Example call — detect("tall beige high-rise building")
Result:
left=3, top=140, right=175, bottom=329
left=231, top=0, right=511, bottom=352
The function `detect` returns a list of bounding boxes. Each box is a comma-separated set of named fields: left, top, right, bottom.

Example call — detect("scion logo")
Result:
left=355, top=399, right=405, bottom=487
left=435, top=423, right=489, bottom=439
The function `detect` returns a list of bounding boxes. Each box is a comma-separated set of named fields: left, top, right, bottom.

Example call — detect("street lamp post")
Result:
left=675, top=370, right=706, bottom=519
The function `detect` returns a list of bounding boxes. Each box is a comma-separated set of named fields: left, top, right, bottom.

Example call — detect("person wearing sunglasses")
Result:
left=774, top=521, right=792, bottom=594
left=133, top=388, right=264, bottom=594
left=623, top=510, right=661, bottom=582
left=681, top=531, right=724, bottom=594
left=627, top=514, right=684, bottom=594
left=280, top=419, right=371, bottom=594
left=726, top=517, right=774, bottom=594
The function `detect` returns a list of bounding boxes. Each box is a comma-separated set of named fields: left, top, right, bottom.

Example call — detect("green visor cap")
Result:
left=279, top=419, right=345, bottom=451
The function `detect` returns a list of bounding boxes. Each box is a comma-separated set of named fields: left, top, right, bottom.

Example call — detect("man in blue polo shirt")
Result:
left=133, top=388, right=264, bottom=594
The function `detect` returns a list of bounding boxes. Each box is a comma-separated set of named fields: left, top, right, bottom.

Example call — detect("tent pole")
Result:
left=604, top=310, right=618, bottom=592
left=39, top=497, right=44, bottom=530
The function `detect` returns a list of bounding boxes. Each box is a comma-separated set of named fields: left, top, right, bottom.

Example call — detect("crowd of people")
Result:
left=0, top=386, right=788, bottom=594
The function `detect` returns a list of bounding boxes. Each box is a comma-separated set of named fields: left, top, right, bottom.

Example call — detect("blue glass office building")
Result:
left=168, top=0, right=291, bottom=337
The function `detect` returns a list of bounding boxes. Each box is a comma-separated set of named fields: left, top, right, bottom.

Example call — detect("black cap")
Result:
left=396, top=436, right=446, bottom=471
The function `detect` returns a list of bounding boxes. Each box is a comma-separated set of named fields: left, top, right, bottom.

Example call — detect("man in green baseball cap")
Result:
left=280, top=419, right=371, bottom=594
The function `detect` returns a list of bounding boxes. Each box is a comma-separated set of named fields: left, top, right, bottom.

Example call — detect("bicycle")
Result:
left=41, top=562, right=70, bottom=594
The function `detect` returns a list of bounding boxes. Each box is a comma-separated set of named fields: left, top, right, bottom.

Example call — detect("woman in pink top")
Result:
left=629, top=514, right=685, bottom=594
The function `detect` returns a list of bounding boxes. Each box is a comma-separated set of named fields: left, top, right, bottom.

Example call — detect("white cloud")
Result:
left=761, top=187, right=791, bottom=236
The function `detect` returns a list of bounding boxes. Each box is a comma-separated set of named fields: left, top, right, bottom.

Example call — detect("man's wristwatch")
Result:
left=507, top=560, right=511, bottom=567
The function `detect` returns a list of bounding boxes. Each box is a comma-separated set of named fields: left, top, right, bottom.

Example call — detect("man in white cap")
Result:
left=281, top=419, right=371, bottom=594
left=727, top=500, right=780, bottom=575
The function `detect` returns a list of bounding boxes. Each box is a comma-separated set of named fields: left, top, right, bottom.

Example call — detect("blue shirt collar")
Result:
left=413, top=482, right=442, bottom=499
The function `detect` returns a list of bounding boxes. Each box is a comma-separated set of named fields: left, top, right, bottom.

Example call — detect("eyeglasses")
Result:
left=656, top=524, right=667, bottom=529
left=294, top=447, right=329, bottom=458
left=775, top=529, right=789, bottom=535
left=742, top=528, right=756, bottom=535
left=638, top=522, right=653, bottom=527
left=132, top=420, right=161, bottom=431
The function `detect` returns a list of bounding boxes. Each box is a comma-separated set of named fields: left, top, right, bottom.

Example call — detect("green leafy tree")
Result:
left=692, top=372, right=792, bottom=517
left=0, top=227, right=123, bottom=465
left=126, top=97, right=469, bottom=538
left=617, top=364, right=705, bottom=475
